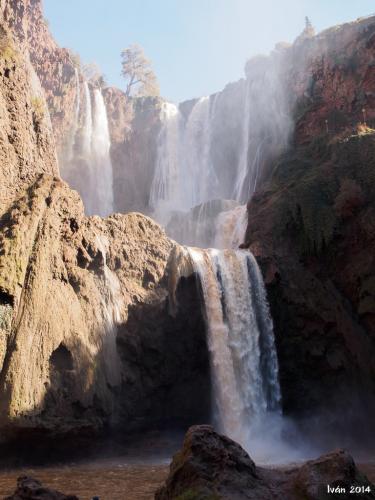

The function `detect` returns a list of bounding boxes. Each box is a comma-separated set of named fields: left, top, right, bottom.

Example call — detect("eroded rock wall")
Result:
left=103, top=92, right=162, bottom=215
left=0, top=15, right=57, bottom=213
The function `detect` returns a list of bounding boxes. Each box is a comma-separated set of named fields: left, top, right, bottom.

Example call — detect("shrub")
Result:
left=0, top=33, right=17, bottom=61
left=356, top=123, right=375, bottom=136
left=31, top=96, right=46, bottom=132
left=31, top=96, right=45, bottom=120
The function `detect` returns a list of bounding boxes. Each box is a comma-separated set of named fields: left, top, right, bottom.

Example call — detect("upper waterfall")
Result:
left=59, top=82, right=114, bottom=217
left=149, top=55, right=292, bottom=245
left=90, top=88, right=114, bottom=217
left=67, top=68, right=81, bottom=163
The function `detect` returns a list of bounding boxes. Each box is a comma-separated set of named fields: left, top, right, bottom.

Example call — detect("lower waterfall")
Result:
left=186, top=247, right=281, bottom=450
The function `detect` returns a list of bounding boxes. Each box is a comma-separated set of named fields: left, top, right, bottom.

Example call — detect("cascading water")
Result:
left=150, top=97, right=219, bottom=225
left=60, top=81, right=114, bottom=217
left=89, top=88, right=114, bottom=217
left=233, top=80, right=252, bottom=201
left=150, top=54, right=292, bottom=244
left=82, top=81, right=93, bottom=158
left=67, top=68, right=81, bottom=162
left=95, top=235, right=122, bottom=387
left=182, top=96, right=215, bottom=206
left=152, top=87, right=283, bottom=453
left=214, top=204, right=248, bottom=249
left=186, top=248, right=281, bottom=450
left=149, top=102, right=181, bottom=223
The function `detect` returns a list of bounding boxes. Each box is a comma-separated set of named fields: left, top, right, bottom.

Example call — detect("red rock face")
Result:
left=1, top=0, right=80, bottom=158
left=288, top=17, right=375, bottom=144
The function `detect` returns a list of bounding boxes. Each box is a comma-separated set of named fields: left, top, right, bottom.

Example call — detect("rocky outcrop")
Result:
left=5, top=476, right=78, bottom=500
left=0, top=174, right=210, bottom=445
left=156, top=425, right=375, bottom=500
left=1, top=0, right=80, bottom=156
left=103, top=93, right=163, bottom=215
left=290, top=16, right=375, bottom=144
left=0, top=16, right=58, bottom=214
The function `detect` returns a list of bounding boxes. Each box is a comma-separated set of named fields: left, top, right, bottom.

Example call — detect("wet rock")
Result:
left=5, top=476, right=78, bottom=500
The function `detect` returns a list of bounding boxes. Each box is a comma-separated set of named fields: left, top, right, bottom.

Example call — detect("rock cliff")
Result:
left=0, top=151, right=208, bottom=448
left=244, top=128, right=375, bottom=436
left=0, top=3, right=58, bottom=214
left=0, top=1, right=210, bottom=450
left=0, top=0, right=80, bottom=156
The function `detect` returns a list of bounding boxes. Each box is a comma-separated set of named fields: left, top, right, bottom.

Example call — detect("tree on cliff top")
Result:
left=82, top=62, right=106, bottom=87
left=294, top=16, right=315, bottom=45
left=121, top=44, right=159, bottom=98
left=303, top=16, right=315, bottom=37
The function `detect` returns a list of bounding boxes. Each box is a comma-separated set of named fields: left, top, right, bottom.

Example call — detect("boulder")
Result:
left=155, top=425, right=274, bottom=499
left=156, top=425, right=375, bottom=500
left=5, top=476, right=78, bottom=500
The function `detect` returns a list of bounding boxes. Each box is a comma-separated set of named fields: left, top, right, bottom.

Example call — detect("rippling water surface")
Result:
left=0, top=462, right=169, bottom=500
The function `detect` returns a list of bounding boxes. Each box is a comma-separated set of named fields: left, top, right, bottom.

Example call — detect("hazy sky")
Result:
left=44, top=0, right=375, bottom=103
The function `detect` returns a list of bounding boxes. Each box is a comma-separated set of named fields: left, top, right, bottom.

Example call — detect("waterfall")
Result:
left=149, top=102, right=181, bottom=223
left=89, top=88, right=114, bottom=217
left=82, top=81, right=93, bottom=158
left=61, top=83, right=114, bottom=217
left=214, top=204, right=248, bottom=249
left=233, top=80, right=252, bottom=200
left=182, top=96, right=215, bottom=207
left=95, top=235, right=122, bottom=387
left=149, top=54, right=292, bottom=242
left=187, top=247, right=281, bottom=449
left=150, top=97, right=217, bottom=225
left=67, top=68, right=81, bottom=162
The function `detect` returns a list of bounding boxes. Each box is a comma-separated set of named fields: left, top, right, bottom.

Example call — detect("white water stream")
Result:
left=186, top=247, right=281, bottom=451
left=60, top=81, right=114, bottom=217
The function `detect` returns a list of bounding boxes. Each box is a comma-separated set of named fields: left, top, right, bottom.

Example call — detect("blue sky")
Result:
left=44, top=0, right=375, bottom=103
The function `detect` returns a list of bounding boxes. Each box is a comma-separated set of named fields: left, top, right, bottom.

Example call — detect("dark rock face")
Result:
left=245, top=133, right=375, bottom=438
left=5, top=476, right=78, bottom=500
left=156, top=425, right=375, bottom=500
left=115, top=274, right=211, bottom=431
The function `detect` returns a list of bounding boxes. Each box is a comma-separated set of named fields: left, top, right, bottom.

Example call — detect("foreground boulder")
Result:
left=5, top=476, right=78, bottom=500
left=156, top=425, right=375, bottom=500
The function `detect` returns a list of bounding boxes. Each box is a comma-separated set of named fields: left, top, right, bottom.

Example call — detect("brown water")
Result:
left=0, top=462, right=374, bottom=499
left=0, top=463, right=169, bottom=500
